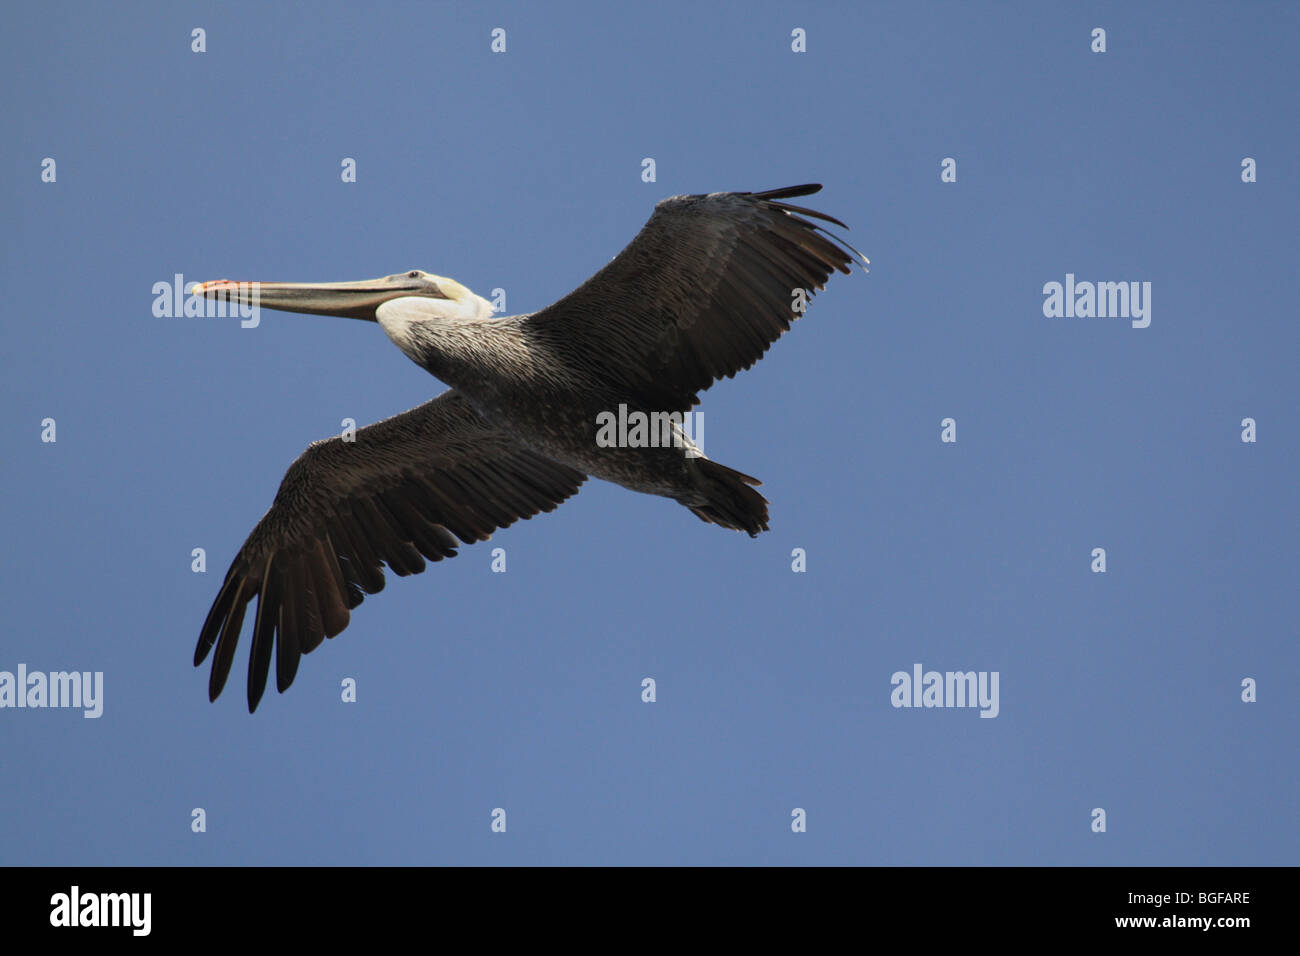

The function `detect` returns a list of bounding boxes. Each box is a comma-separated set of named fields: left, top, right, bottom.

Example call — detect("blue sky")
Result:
left=2, top=1, right=1296, bottom=865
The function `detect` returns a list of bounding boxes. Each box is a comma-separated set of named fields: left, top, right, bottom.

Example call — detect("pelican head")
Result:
left=191, top=270, right=492, bottom=323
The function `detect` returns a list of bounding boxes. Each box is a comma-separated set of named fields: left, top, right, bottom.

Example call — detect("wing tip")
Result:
left=750, top=183, right=823, bottom=200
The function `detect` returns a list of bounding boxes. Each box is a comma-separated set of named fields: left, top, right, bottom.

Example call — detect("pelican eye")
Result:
left=407, top=271, right=420, bottom=279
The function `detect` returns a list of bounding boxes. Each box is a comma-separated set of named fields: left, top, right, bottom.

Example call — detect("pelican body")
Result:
left=193, top=185, right=865, bottom=710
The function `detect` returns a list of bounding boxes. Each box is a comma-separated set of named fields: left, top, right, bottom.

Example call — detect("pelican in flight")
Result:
left=193, top=184, right=865, bottom=711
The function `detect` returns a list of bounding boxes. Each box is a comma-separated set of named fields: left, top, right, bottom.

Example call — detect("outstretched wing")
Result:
left=523, top=184, right=865, bottom=412
left=194, top=389, right=587, bottom=712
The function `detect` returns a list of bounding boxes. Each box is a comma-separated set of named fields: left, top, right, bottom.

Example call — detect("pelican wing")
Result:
left=524, top=184, right=864, bottom=411
left=194, top=389, right=586, bottom=711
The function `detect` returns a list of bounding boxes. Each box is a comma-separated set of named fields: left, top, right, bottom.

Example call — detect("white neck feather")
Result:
left=376, top=294, right=494, bottom=358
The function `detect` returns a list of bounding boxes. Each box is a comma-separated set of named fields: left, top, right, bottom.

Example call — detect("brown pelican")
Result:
left=192, top=184, right=865, bottom=711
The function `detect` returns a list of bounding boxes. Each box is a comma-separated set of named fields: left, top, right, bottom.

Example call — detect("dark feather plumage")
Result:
left=195, top=391, right=586, bottom=711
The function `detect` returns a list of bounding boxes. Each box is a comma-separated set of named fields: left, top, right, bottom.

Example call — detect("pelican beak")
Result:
left=191, top=274, right=445, bottom=322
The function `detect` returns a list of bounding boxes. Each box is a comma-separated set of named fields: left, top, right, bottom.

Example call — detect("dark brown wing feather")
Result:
left=523, top=184, right=865, bottom=412
left=194, top=389, right=587, bottom=712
